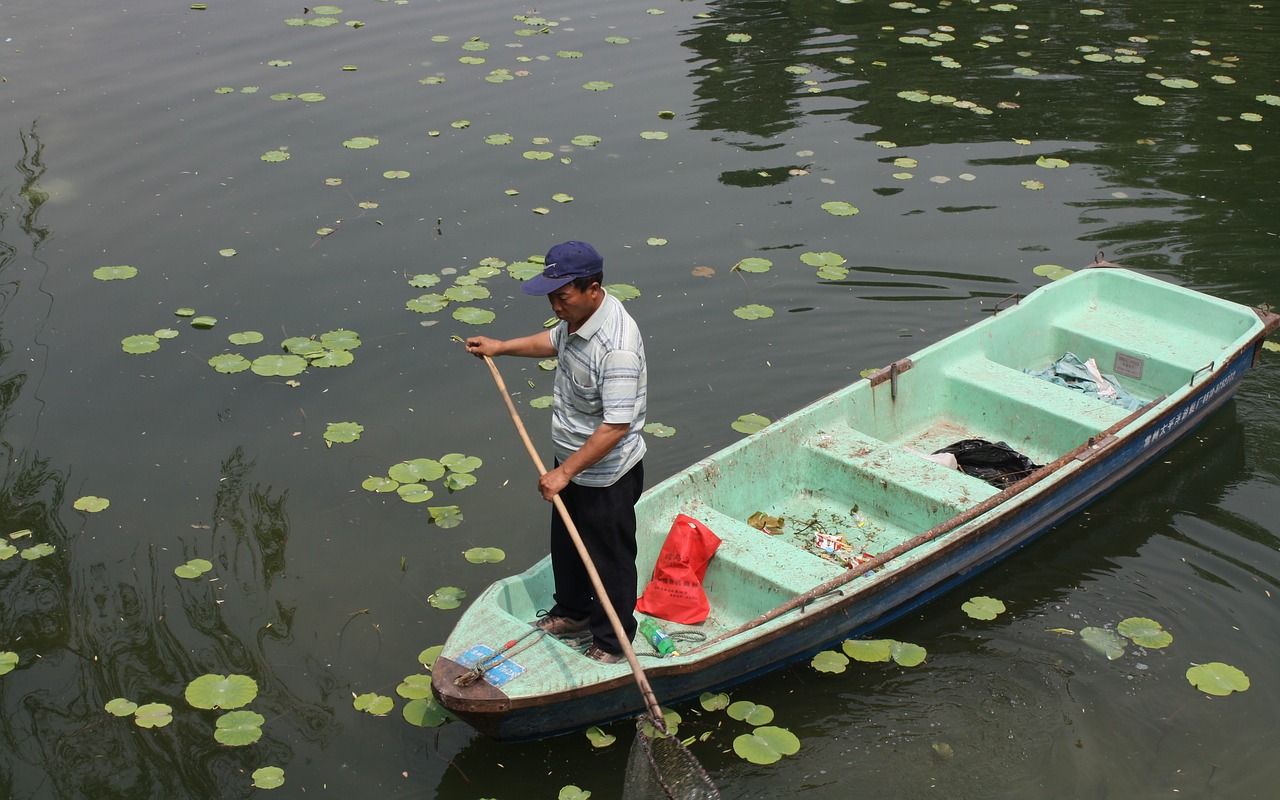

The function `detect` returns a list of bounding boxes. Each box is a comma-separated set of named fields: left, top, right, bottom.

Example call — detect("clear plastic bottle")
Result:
left=638, top=617, right=678, bottom=657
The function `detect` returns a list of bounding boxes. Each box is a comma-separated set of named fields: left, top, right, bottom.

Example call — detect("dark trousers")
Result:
left=548, top=461, right=644, bottom=654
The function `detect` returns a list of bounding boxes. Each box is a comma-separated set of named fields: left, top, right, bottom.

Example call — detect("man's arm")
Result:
left=538, top=421, right=629, bottom=500
left=465, top=331, right=555, bottom=359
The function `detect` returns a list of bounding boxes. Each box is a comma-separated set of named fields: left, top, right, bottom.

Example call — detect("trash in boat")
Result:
left=932, top=439, right=1042, bottom=489
left=814, top=531, right=845, bottom=553
left=905, top=445, right=960, bottom=470
left=1024, top=351, right=1145, bottom=410
left=747, top=511, right=785, bottom=535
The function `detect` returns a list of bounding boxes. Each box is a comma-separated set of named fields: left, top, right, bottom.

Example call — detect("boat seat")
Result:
left=801, top=423, right=997, bottom=528
left=941, top=356, right=1132, bottom=459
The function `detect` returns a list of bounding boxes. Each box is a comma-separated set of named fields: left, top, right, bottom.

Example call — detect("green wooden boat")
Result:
left=433, top=267, right=1277, bottom=741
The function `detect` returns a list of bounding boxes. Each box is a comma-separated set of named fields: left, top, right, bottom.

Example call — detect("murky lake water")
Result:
left=1, top=0, right=1277, bottom=797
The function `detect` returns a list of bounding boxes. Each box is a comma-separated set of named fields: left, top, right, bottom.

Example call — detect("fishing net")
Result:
left=621, top=716, right=720, bottom=800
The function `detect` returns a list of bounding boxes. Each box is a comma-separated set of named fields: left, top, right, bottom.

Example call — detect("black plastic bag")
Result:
left=932, top=439, right=1042, bottom=489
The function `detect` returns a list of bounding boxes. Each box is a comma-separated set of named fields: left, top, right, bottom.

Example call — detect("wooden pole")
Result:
left=481, top=355, right=666, bottom=728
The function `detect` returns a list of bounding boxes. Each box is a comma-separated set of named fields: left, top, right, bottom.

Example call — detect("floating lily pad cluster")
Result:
left=362, top=453, right=480, bottom=526
left=811, top=638, right=928, bottom=673
left=206, top=328, right=362, bottom=377
left=1, top=528, right=56, bottom=562
left=1045, top=614, right=1249, bottom=695
left=690, top=693, right=802, bottom=765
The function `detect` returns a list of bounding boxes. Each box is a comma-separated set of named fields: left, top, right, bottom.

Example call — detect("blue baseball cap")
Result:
left=520, top=240, right=604, bottom=295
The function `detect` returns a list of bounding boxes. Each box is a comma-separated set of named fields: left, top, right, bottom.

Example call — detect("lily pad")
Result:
left=444, top=472, right=477, bottom=490
left=342, top=136, right=380, bottom=149
left=1186, top=662, right=1249, bottom=696
left=1117, top=617, right=1173, bottom=649
left=727, top=700, right=774, bottom=725
left=1081, top=626, right=1127, bottom=660
left=440, top=453, right=483, bottom=473
left=733, top=304, right=774, bottom=320
left=843, top=639, right=892, bottom=662
left=191, top=316, right=217, bottom=329
left=209, top=353, right=251, bottom=374
left=260, top=150, right=290, bottom=163
left=174, top=558, right=214, bottom=579
left=733, top=726, right=800, bottom=764
left=93, top=265, right=138, bottom=281
left=821, top=201, right=860, bottom=216
left=699, top=691, right=730, bottom=711
left=606, top=284, right=640, bottom=301
left=453, top=307, right=496, bottom=325
left=643, top=422, right=676, bottom=438
left=251, top=354, right=308, bottom=377
left=0, top=651, right=19, bottom=675
left=640, top=131, right=669, bottom=140
left=962, top=595, right=1006, bottom=620
left=530, top=395, right=554, bottom=408
left=73, top=496, right=110, bottom=513
left=228, top=331, right=264, bottom=345
left=890, top=640, right=927, bottom=667
left=731, top=413, right=771, bottom=434
left=361, top=476, right=399, bottom=493
left=811, top=650, right=849, bottom=674
left=428, top=586, right=467, bottom=609
left=800, top=251, right=846, bottom=268
left=419, top=645, right=444, bottom=669
left=582, top=81, right=614, bottom=91
left=403, top=696, right=451, bottom=727
left=324, top=421, right=364, bottom=446
left=732, top=257, right=772, bottom=273
left=134, top=703, right=174, bottom=729
left=105, top=698, right=138, bottom=716
left=215, top=710, right=265, bottom=744
left=353, top=693, right=394, bottom=716
left=185, top=673, right=259, bottom=710
left=19, top=542, right=54, bottom=560
left=1035, top=156, right=1070, bottom=168
left=122, top=334, right=161, bottom=354
left=1033, top=264, right=1074, bottom=281
left=397, top=483, right=434, bottom=503
left=571, top=134, right=602, bottom=146
left=444, top=284, right=491, bottom=302
left=395, top=674, right=434, bottom=700
left=430, top=505, right=464, bottom=528
left=252, top=767, right=285, bottom=790
left=464, top=546, right=505, bottom=564
left=388, top=458, right=445, bottom=483
left=407, top=294, right=449, bottom=313
left=584, top=725, right=616, bottom=748
left=383, top=170, right=410, bottom=179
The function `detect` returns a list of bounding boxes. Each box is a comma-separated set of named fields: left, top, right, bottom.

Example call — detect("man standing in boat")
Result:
left=465, top=241, right=647, bottom=664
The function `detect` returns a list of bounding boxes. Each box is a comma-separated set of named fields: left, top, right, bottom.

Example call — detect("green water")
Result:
left=0, top=0, right=1276, bottom=797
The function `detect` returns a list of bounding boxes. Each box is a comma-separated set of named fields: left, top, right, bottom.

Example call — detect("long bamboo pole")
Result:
left=480, top=355, right=665, bottom=728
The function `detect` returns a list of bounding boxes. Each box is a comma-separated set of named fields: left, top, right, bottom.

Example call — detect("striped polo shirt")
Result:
left=549, top=293, right=647, bottom=487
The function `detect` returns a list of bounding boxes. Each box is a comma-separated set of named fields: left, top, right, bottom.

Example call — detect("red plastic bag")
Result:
left=635, top=514, right=722, bottom=624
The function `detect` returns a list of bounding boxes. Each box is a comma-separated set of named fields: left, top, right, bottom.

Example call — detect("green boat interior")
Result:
left=630, top=269, right=1266, bottom=631
left=486, top=269, right=1265, bottom=645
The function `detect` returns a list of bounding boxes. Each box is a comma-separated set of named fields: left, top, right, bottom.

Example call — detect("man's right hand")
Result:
left=465, top=336, right=502, bottom=358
